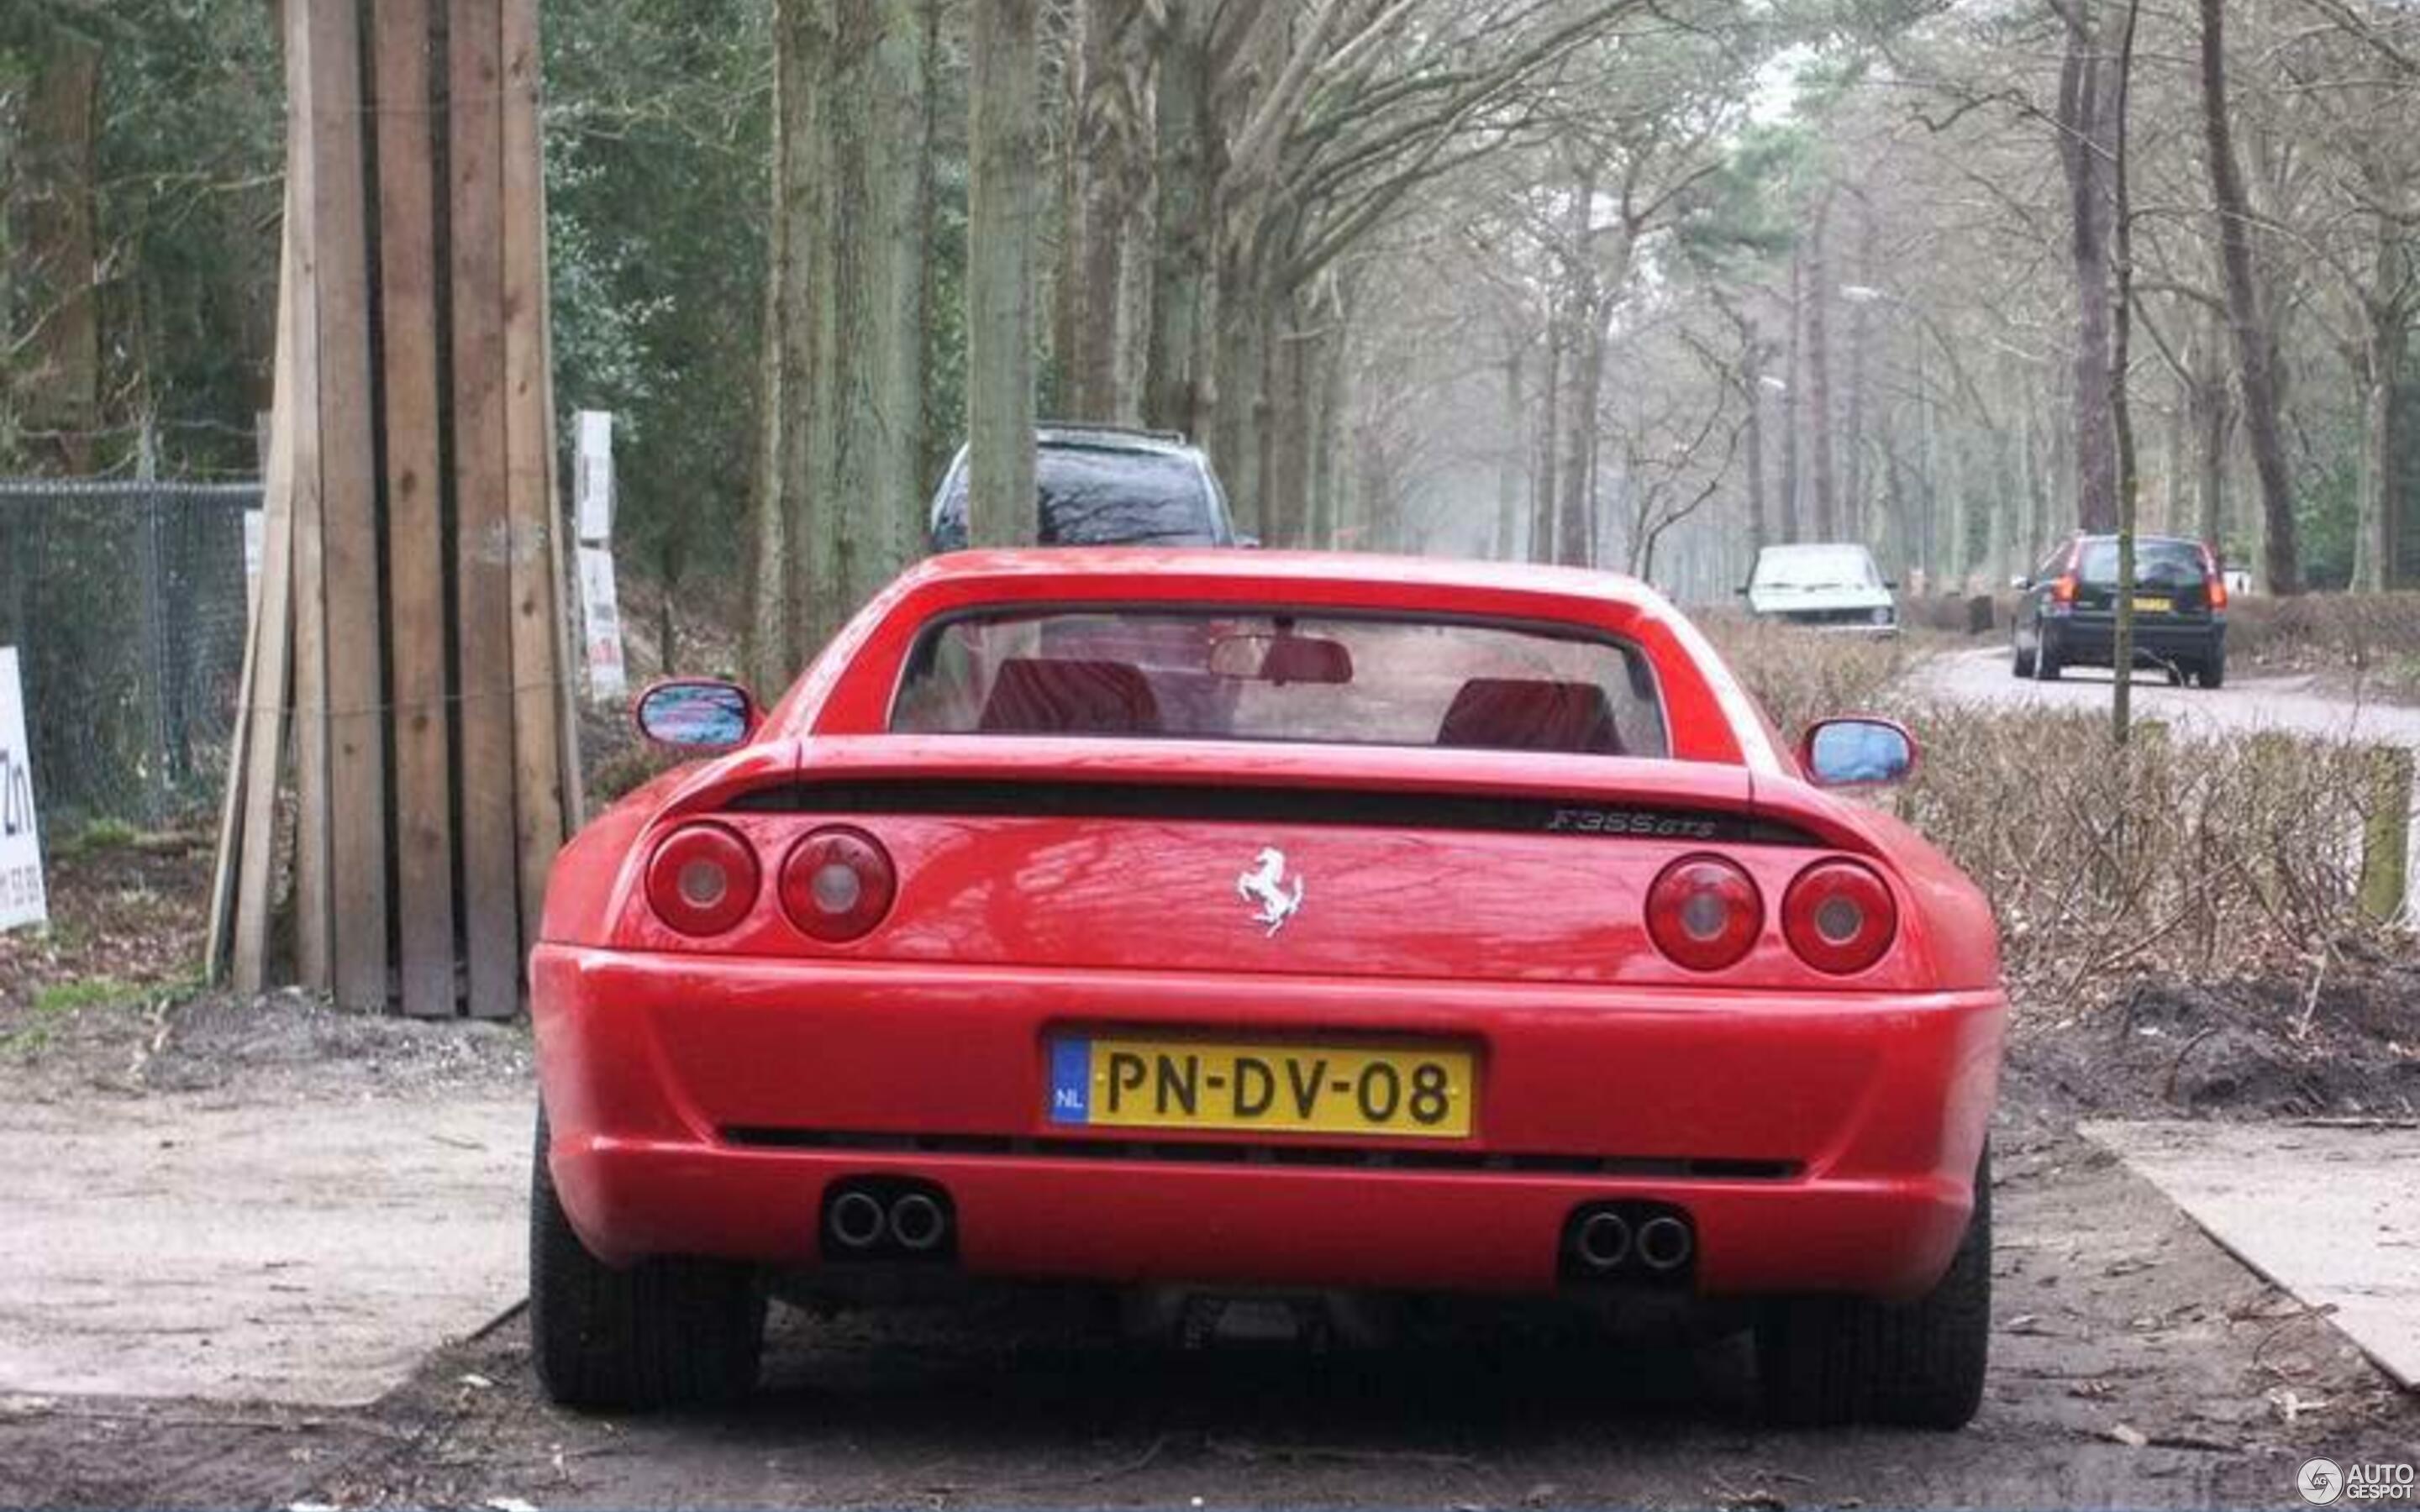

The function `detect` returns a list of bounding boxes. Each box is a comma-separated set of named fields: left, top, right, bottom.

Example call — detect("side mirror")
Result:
left=1881, top=578, right=1900, bottom=591
left=1733, top=584, right=1751, bottom=596
left=1799, top=717, right=1917, bottom=789
left=634, top=679, right=758, bottom=750
left=2009, top=575, right=2031, bottom=591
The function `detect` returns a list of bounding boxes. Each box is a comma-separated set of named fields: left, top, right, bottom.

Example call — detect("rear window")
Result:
left=931, top=447, right=1219, bottom=550
left=2075, top=539, right=2206, bottom=589
left=889, top=610, right=1670, bottom=758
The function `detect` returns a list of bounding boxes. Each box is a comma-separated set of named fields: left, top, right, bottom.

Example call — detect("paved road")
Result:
left=1909, top=645, right=2420, bottom=747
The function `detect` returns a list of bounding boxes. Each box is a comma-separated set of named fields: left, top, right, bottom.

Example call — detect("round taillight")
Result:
left=1782, top=859, right=1898, bottom=974
left=644, top=823, right=760, bottom=937
left=780, top=826, right=897, bottom=942
left=1646, top=855, right=1764, bottom=971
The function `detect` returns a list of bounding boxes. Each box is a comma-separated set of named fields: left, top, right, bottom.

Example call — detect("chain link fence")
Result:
left=0, top=478, right=258, bottom=832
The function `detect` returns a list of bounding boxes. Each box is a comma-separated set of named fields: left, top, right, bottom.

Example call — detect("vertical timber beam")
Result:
left=376, top=0, right=460, bottom=1016
left=285, top=0, right=334, bottom=992
left=502, top=0, right=569, bottom=958
left=450, top=0, right=524, bottom=1018
left=308, top=0, right=394, bottom=1011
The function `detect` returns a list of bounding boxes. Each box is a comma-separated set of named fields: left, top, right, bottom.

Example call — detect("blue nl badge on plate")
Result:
left=1048, top=1037, right=1092, bottom=1124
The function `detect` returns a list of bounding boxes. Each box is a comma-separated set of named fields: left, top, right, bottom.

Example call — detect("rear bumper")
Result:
left=2044, top=616, right=2223, bottom=663
left=531, top=946, right=2004, bottom=1302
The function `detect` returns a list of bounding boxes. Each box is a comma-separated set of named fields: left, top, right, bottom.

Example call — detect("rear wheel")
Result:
left=2011, top=641, right=2036, bottom=679
left=2033, top=635, right=2061, bottom=682
left=2199, top=648, right=2226, bottom=689
left=530, top=1108, right=766, bottom=1410
left=1755, top=1149, right=1991, bottom=1430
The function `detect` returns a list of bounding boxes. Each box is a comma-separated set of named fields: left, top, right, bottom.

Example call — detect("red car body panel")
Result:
left=535, top=550, right=2005, bottom=1304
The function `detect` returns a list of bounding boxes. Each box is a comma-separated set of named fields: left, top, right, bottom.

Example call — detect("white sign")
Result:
left=577, top=546, right=629, bottom=702
left=0, top=648, right=48, bottom=932
left=575, top=411, right=615, bottom=543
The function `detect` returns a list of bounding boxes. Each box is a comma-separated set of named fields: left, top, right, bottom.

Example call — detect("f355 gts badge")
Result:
left=1237, top=847, right=1305, bottom=936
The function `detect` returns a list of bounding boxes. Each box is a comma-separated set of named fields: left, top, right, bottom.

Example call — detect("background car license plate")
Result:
left=1048, top=1036, right=1473, bottom=1138
left=2133, top=596, right=2171, bottom=614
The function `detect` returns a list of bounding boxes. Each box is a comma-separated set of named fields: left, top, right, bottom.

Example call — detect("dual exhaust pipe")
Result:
left=1565, top=1202, right=1694, bottom=1283
left=823, top=1180, right=953, bottom=1260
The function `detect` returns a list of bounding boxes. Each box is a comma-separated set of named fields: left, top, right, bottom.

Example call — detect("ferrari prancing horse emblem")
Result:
left=1237, top=847, right=1305, bottom=936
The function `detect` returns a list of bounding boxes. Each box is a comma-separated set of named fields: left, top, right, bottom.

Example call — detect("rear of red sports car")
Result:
left=529, top=551, right=2004, bottom=1425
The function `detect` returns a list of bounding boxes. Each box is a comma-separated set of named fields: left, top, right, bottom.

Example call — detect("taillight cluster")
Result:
left=1645, top=853, right=1897, bottom=976
left=644, top=822, right=897, bottom=943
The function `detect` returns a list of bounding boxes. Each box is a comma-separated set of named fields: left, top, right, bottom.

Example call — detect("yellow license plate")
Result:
left=2133, top=596, right=2171, bottom=615
left=1047, top=1036, right=1474, bottom=1138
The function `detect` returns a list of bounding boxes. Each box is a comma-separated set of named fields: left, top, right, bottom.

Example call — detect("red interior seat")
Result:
left=1435, top=678, right=1623, bottom=755
left=978, top=658, right=1161, bottom=735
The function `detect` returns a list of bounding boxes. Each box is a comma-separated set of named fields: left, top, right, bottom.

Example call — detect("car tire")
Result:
left=530, top=1108, right=766, bottom=1410
left=1754, top=1148, right=1991, bottom=1431
left=2011, top=642, right=2036, bottom=679
left=2200, top=649, right=2226, bottom=689
left=2033, top=637, right=2061, bottom=682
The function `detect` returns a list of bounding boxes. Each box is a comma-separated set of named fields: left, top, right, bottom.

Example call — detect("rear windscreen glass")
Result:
left=933, top=448, right=1218, bottom=549
left=2076, top=540, right=2205, bottom=589
left=890, top=609, right=1669, bottom=758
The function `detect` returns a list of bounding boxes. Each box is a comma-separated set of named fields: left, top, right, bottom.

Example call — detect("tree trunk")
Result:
left=1496, top=345, right=1527, bottom=560
left=2059, top=5, right=2120, bottom=534
left=757, top=0, right=829, bottom=683
left=1555, top=156, right=1601, bottom=567
left=1741, top=332, right=1769, bottom=560
left=1806, top=192, right=1839, bottom=540
left=1531, top=294, right=1564, bottom=564
left=17, top=35, right=103, bottom=474
left=1780, top=243, right=1803, bottom=543
left=2196, top=0, right=2301, bottom=593
left=1064, top=0, right=1131, bottom=419
left=802, top=0, right=932, bottom=652
left=2354, top=317, right=2407, bottom=592
left=1844, top=206, right=1873, bottom=539
left=745, top=102, right=791, bottom=692
left=1268, top=302, right=1314, bottom=549
left=1144, top=1, right=1216, bottom=438
left=966, top=0, right=1040, bottom=548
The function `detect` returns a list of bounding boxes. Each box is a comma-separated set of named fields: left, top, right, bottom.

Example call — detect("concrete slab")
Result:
left=2083, top=1119, right=2420, bottom=1389
left=0, top=1094, right=529, bottom=1404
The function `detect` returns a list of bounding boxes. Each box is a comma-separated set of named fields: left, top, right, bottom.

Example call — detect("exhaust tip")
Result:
left=1637, top=1214, right=1693, bottom=1273
left=890, top=1191, right=949, bottom=1252
left=1574, top=1210, right=1634, bottom=1271
left=827, top=1189, right=886, bottom=1250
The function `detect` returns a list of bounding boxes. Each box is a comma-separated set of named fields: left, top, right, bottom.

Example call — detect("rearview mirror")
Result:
left=1207, top=633, right=1354, bottom=685
left=1800, top=717, right=1916, bottom=789
left=634, top=679, right=757, bottom=750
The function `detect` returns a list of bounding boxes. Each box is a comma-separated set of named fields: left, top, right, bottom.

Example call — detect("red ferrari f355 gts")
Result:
left=529, top=549, right=2002, bottom=1425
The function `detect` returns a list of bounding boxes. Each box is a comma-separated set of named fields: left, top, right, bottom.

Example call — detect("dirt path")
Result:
left=3, top=1114, right=2412, bottom=1511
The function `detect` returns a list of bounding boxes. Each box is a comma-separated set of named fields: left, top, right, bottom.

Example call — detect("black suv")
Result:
left=927, top=425, right=1242, bottom=553
left=2012, top=533, right=2229, bottom=687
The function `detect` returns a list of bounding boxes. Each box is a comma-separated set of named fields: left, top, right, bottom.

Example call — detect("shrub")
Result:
left=1885, top=706, right=2395, bottom=1004
left=1699, top=620, right=1909, bottom=743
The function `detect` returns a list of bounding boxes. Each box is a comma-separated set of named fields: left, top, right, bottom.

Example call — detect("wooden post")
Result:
left=306, top=0, right=393, bottom=1012
left=211, top=0, right=579, bottom=1016
left=2358, top=743, right=2412, bottom=925
left=503, top=0, right=568, bottom=960
left=376, top=0, right=460, bottom=1018
left=450, top=0, right=527, bottom=1020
